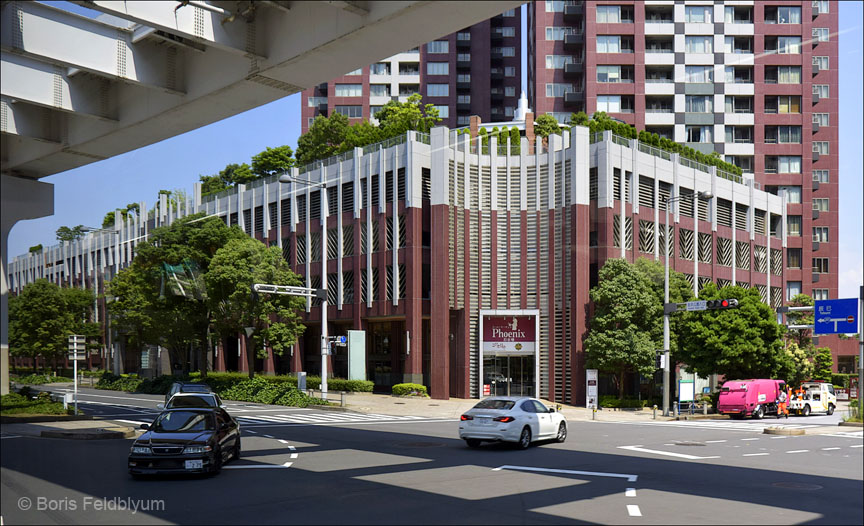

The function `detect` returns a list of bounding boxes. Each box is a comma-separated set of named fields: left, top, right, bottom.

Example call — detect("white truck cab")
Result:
left=789, top=382, right=837, bottom=416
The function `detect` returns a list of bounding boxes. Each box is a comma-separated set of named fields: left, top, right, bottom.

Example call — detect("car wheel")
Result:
left=465, top=439, right=481, bottom=448
left=517, top=426, right=532, bottom=450
left=555, top=423, right=567, bottom=443
left=231, top=439, right=242, bottom=461
left=802, top=404, right=810, bottom=417
left=827, top=404, right=834, bottom=416
left=752, top=406, right=764, bottom=420
left=211, top=450, right=223, bottom=475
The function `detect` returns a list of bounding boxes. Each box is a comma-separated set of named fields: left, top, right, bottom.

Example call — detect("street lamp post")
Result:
left=278, top=173, right=330, bottom=398
left=663, top=191, right=712, bottom=417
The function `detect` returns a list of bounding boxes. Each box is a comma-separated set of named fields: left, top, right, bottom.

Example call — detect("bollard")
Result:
left=340, top=391, right=346, bottom=407
left=703, top=403, right=708, bottom=416
left=653, top=404, right=657, bottom=420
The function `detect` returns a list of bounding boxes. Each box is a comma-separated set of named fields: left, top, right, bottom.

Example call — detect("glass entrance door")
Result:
left=483, top=355, right=534, bottom=397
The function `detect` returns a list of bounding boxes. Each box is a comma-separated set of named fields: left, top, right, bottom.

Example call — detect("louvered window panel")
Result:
left=343, top=224, right=354, bottom=256
left=482, top=167, right=492, bottom=209
left=296, top=196, right=306, bottom=221
left=698, top=232, right=712, bottom=263
left=422, top=167, right=431, bottom=201
left=554, top=162, right=563, bottom=211
left=398, top=167, right=406, bottom=201
left=281, top=237, right=292, bottom=264
left=386, top=216, right=394, bottom=250
left=683, top=273, right=694, bottom=287
left=328, top=187, right=338, bottom=215
left=310, top=191, right=321, bottom=219
left=735, top=203, right=748, bottom=231
left=470, top=166, right=480, bottom=209
left=268, top=203, right=278, bottom=230
left=310, top=274, right=322, bottom=307
left=771, top=249, right=782, bottom=275
left=564, top=160, right=572, bottom=205
left=698, top=276, right=712, bottom=293
left=361, top=178, right=368, bottom=209
left=497, top=215, right=508, bottom=301
left=279, top=198, right=291, bottom=226
left=509, top=212, right=521, bottom=308
left=736, top=241, right=750, bottom=270
left=771, top=286, right=782, bottom=308
left=386, top=171, right=394, bottom=203
left=242, top=209, right=251, bottom=234
left=399, top=214, right=407, bottom=248
left=612, top=215, right=633, bottom=249
left=254, top=206, right=264, bottom=234
left=736, top=281, right=750, bottom=289
left=756, top=284, right=768, bottom=304
left=371, top=266, right=380, bottom=301
left=372, top=219, right=380, bottom=252
left=310, top=232, right=321, bottom=262
left=526, top=166, right=537, bottom=210
left=342, top=182, right=354, bottom=213
left=385, top=264, right=394, bottom=300
left=658, top=182, right=672, bottom=211
left=296, top=235, right=306, bottom=264
left=679, top=228, right=694, bottom=260
left=371, top=175, right=380, bottom=208
left=639, top=176, right=655, bottom=208
left=589, top=167, right=598, bottom=201
left=497, top=168, right=508, bottom=209
left=480, top=211, right=492, bottom=309
left=510, top=168, right=520, bottom=209
left=612, top=168, right=632, bottom=202
left=754, top=245, right=767, bottom=273
left=678, top=188, right=694, bottom=217
left=717, top=278, right=731, bottom=289
left=639, top=220, right=655, bottom=254
left=327, top=228, right=338, bottom=260
left=717, top=199, right=732, bottom=227
left=398, top=264, right=407, bottom=299
left=327, top=272, right=338, bottom=305
left=754, top=210, right=766, bottom=235
left=658, top=224, right=674, bottom=257
left=717, top=237, right=732, bottom=267
left=360, top=268, right=368, bottom=303
left=343, top=270, right=354, bottom=304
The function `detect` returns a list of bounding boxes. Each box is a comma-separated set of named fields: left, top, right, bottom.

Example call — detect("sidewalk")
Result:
left=1, top=420, right=135, bottom=439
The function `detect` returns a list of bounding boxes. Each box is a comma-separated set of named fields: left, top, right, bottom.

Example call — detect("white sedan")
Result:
left=459, top=397, right=567, bottom=449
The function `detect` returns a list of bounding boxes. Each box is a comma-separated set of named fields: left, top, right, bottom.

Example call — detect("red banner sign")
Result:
left=482, top=314, right=536, bottom=355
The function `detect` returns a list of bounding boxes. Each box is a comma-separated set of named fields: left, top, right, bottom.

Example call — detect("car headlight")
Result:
left=130, top=445, right=151, bottom=454
left=183, top=445, right=213, bottom=454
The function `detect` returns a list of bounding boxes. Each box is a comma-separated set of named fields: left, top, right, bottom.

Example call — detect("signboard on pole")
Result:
left=586, top=369, right=598, bottom=409
left=814, top=298, right=858, bottom=334
left=347, top=330, right=366, bottom=381
left=679, top=380, right=695, bottom=402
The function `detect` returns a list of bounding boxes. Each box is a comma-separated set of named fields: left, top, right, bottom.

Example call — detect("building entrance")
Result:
left=482, top=355, right=535, bottom=397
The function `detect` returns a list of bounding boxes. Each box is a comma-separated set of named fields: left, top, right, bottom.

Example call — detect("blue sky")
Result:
left=10, top=2, right=863, bottom=300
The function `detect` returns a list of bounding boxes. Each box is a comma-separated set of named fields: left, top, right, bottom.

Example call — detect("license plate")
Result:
left=185, top=460, right=203, bottom=470
left=477, top=417, right=492, bottom=426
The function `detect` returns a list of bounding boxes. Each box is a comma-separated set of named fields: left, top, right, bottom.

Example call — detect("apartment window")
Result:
left=724, top=36, right=753, bottom=54
left=307, top=96, right=327, bottom=107
left=813, top=227, right=829, bottom=243
left=685, top=66, right=714, bottom=83
left=646, top=6, right=674, bottom=22
left=597, top=95, right=633, bottom=113
left=766, top=156, right=801, bottom=174
left=787, top=215, right=802, bottom=236
left=427, top=62, right=449, bottom=75
left=813, top=56, right=829, bottom=70
left=645, top=36, right=674, bottom=53
left=505, top=86, right=516, bottom=97
left=724, top=5, right=753, bottom=23
left=685, top=36, right=713, bottom=54
left=813, top=84, right=830, bottom=99
left=768, top=36, right=802, bottom=54
left=433, top=105, right=449, bottom=119
left=499, top=27, right=516, bottom=37
left=399, top=84, right=419, bottom=96
left=457, top=53, right=471, bottom=63
left=334, top=105, right=362, bottom=118
left=813, top=198, right=829, bottom=211
left=370, top=84, right=389, bottom=97
left=685, top=125, right=713, bottom=143
left=787, top=248, right=802, bottom=269
left=428, top=40, right=449, bottom=53
left=765, top=95, right=801, bottom=114
left=597, top=5, right=633, bottom=23
left=456, top=32, right=471, bottom=41
left=457, top=95, right=471, bottom=104
left=813, top=289, right=829, bottom=301
left=546, top=55, right=575, bottom=69
left=813, top=113, right=830, bottom=127
left=646, top=66, right=673, bottom=83
left=504, top=67, right=516, bottom=77
left=457, top=115, right=470, bottom=125
left=684, top=5, right=712, bottom=23
left=335, top=84, right=362, bottom=97
left=812, top=1, right=829, bottom=15
left=765, top=66, right=801, bottom=84
left=597, top=65, right=633, bottom=83
left=812, top=28, right=830, bottom=42
left=685, top=95, right=713, bottom=113
left=764, top=6, right=801, bottom=24
left=813, top=141, right=830, bottom=155
left=786, top=281, right=802, bottom=301
left=502, top=9, right=516, bottom=17
left=725, top=126, right=753, bottom=144
left=645, top=96, right=673, bottom=113
left=370, top=63, right=390, bottom=75
left=345, top=68, right=363, bottom=76
left=770, top=185, right=802, bottom=203
left=500, top=47, right=516, bottom=57
left=399, top=63, right=420, bottom=75
left=549, top=112, right=571, bottom=124
left=765, top=126, right=802, bottom=144
left=546, top=83, right=573, bottom=98
left=505, top=106, right=515, bottom=117
left=307, top=117, right=316, bottom=128
left=725, top=66, right=753, bottom=83
left=725, top=95, right=753, bottom=114
left=427, top=84, right=449, bottom=97
left=813, top=170, right=829, bottom=183
left=370, top=106, right=383, bottom=119
left=726, top=155, right=753, bottom=172
left=597, top=36, right=621, bottom=53
left=546, top=26, right=579, bottom=40
left=813, top=258, right=829, bottom=274
left=545, top=0, right=566, bottom=13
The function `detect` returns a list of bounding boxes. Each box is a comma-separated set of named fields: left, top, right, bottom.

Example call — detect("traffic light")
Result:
left=706, top=298, right=739, bottom=310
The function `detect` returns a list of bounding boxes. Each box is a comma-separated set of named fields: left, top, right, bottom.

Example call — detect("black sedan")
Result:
left=128, top=408, right=240, bottom=477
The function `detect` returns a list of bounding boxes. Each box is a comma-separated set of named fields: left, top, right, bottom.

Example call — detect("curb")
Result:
left=763, top=427, right=805, bottom=436
left=40, top=426, right=135, bottom=440
left=838, top=421, right=863, bottom=427
left=0, top=414, right=93, bottom=424
left=675, top=415, right=729, bottom=421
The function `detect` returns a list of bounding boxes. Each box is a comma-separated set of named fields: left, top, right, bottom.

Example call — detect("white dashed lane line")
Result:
left=705, top=440, right=727, bottom=443
left=741, top=438, right=760, bottom=441
left=743, top=453, right=770, bottom=457
left=851, top=445, right=863, bottom=448
left=787, top=450, right=809, bottom=454
left=821, top=447, right=841, bottom=451
left=625, top=488, right=637, bottom=497
left=627, top=505, right=642, bottom=517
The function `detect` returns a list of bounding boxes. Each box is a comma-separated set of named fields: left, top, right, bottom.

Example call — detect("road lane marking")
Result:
left=743, top=453, right=770, bottom=457
left=618, top=445, right=719, bottom=460
left=493, top=465, right=637, bottom=482
left=262, top=435, right=274, bottom=439
left=705, top=440, right=727, bottom=443
left=625, top=488, right=636, bottom=497
left=627, top=505, right=642, bottom=517
left=741, top=438, right=760, bottom=441
left=245, top=430, right=257, bottom=434
left=786, top=450, right=809, bottom=454
left=851, top=445, right=863, bottom=448
left=278, top=439, right=290, bottom=444
left=239, top=418, right=457, bottom=428
left=821, top=447, right=841, bottom=450
left=223, top=465, right=289, bottom=469
left=290, top=453, right=298, bottom=459
left=282, top=462, right=293, bottom=467
left=770, top=436, right=788, bottom=439
left=288, top=446, right=296, bottom=451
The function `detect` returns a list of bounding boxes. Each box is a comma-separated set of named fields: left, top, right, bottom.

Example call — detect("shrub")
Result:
left=221, top=377, right=327, bottom=407
left=598, top=395, right=652, bottom=409
left=95, top=372, right=143, bottom=392
left=831, top=374, right=852, bottom=388
left=392, top=383, right=428, bottom=397
left=1, top=392, right=68, bottom=416
left=327, top=378, right=374, bottom=392
left=14, top=374, right=73, bottom=385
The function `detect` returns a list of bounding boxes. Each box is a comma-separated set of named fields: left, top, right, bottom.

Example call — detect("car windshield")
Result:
left=473, top=399, right=515, bottom=410
left=167, top=396, right=216, bottom=408
left=153, top=411, right=214, bottom=432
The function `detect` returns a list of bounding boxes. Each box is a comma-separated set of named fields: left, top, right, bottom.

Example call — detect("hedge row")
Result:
left=1, top=392, right=69, bottom=416
left=598, top=396, right=656, bottom=409
left=13, top=374, right=74, bottom=385
left=392, top=383, right=428, bottom=397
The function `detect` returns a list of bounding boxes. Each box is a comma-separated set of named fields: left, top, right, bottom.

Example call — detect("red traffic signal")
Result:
left=706, top=298, right=739, bottom=310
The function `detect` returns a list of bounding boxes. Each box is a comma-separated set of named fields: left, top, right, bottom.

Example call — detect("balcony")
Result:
left=317, top=103, right=328, bottom=113
left=491, top=31, right=503, bottom=43
left=457, top=102, right=471, bottom=112
left=491, top=91, right=504, bottom=101
left=490, top=70, right=504, bottom=81
left=812, top=151, right=820, bottom=163
left=457, top=80, right=471, bottom=91
left=564, top=3, right=583, bottom=19
left=564, top=61, right=584, bottom=76
left=457, top=59, right=471, bottom=70
left=564, top=91, right=584, bottom=105
left=456, top=38, right=470, bottom=49
left=564, top=33, right=584, bottom=49
left=812, top=63, right=820, bottom=76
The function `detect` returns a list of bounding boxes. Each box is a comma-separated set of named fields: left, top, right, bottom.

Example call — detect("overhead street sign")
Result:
left=814, top=298, right=858, bottom=334
left=685, top=301, right=707, bottom=312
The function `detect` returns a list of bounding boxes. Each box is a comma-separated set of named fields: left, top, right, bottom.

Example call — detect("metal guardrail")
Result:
left=306, top=389, right=348, bottom=407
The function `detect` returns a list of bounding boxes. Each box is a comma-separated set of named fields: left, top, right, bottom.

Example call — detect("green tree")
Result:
left=812, top=347, right=833, bottom=382
left=785, top=293, right=814, bottom=348
left=677, top=283, right=785, bottom=380
left=345, top=120, right=384, bottom=149
left=584, top=259, right=662, bottom=398
left=205, top=237, right=306, bottom=378
left=570, top=111, right=590, bottom=126
left=375, top=93, right=441, bottom=136
left=632, top=257, right=695, bottom=356
left=777, top=341, right=816, bottom=387
left=28, top=244, right=43, bottom=253
left=509, top=126, right=521, bottom=154
left=56, top=225, right=86, bottom=243
left=102, top=202, right=141, bottom=228
left=534, top=114, right=562, bottom=139
left=251, top=145, right=295, bottom=178
left=296, top=113, right=352, bottom=166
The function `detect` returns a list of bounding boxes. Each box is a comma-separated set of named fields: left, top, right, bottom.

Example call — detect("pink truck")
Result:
left=716, top=379, right=788, bottom=419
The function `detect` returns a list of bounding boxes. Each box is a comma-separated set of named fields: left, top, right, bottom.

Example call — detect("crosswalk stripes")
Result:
left=236, top=412, right=433, bottom=426
left=600, top=419, right=825, bottom=433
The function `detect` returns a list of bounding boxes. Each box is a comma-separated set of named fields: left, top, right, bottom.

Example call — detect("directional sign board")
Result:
left=685, top=301, right=707, bottom=312
left=814, top=298, right=858, bottom=334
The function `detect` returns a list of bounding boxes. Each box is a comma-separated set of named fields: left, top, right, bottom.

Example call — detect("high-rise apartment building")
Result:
left=301, top=8, right=522, bottom=133
left=529, top=0, right=838, bottom=302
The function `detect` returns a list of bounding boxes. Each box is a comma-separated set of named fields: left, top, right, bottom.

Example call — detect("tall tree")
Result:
left=374, top=93, right=441, bottom=136
left=677, top=283, right=785, bottom=380
left=632, top=257, right=695, bottom=356
left=533, top=114, right=562, bottom=139
left=584, top=259, right=663, bottom=398
left=812, top=347, right=833, bottom=382
left=777, top=341, right=816, bottom=388
left=785, top=293, right=815, bottom=348
left=205, top=237, right=306, bottom=378
left=295, top=113, right=352, bottom=166
left=56, top=225, right=86, bottom=243
left=251, top=145, right=295, bottom=178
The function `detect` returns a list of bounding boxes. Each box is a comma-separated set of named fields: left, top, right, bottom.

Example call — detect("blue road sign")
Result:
left=814, top=298, right=858, bottom=334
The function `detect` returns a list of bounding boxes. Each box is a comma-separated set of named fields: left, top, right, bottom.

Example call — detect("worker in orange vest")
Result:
left=777, top=388, right=789, bottom=418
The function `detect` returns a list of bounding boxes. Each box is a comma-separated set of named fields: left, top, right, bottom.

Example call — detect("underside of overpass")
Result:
left=0, top=0, right=523, bottom=394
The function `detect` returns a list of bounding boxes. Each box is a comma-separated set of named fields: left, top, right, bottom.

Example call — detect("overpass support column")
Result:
left=1, top=175, right=54, bottom=395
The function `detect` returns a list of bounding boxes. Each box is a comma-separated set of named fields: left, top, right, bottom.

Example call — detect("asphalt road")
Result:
left=1, top=390, right=861, bottom=525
